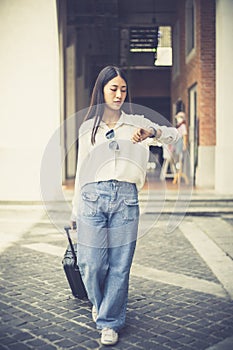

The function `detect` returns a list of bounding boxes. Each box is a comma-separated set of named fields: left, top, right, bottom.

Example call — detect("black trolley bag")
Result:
left=62, top=226, right=87, bottom=299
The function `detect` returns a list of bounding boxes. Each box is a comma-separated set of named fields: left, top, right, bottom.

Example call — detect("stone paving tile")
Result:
left=0, top=218, right=233, bottom=350
left=133, top=218, right=219, bottom=283
left=222, top=217, right=233, bottom=227
left=31, top=215, right=219, bottom=283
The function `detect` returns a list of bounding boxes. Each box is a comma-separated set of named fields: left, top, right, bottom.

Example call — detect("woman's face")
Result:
left=103, top=75, right=127, bottom=111
left=177, top=116, right=183, bottom=124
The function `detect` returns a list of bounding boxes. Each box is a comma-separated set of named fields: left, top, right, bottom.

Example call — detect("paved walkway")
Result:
left=0, top=189, right=233, bottom=350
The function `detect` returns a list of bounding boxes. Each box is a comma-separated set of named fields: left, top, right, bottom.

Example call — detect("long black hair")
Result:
left=84, top=66, right=132, bottom=144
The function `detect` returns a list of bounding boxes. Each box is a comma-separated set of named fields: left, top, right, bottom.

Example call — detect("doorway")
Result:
left=188, top=83, right=198, bottom=185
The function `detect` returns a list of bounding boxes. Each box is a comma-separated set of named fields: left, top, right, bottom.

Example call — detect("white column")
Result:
left=0, top=0, right=61, bottom=200
left=215, top=0, right=233, bottom=194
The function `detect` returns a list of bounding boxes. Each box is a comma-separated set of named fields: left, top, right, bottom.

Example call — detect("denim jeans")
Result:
left=76, top=180, right=139, bottom=331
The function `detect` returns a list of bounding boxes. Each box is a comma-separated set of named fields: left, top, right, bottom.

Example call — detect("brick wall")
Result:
left=171, top=0, right=216, bottom=146
left=199, top=0, right=216, bottom=146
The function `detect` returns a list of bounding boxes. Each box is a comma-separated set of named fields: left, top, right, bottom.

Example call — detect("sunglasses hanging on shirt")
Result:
left=105, top=129, right=120, bottom=151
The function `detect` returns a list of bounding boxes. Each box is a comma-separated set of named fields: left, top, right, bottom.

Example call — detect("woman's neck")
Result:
left=102, top=109, right=121, bottom=128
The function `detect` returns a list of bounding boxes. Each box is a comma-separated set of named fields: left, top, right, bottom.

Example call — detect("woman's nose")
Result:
left=116, top=89, right=122, bottom=98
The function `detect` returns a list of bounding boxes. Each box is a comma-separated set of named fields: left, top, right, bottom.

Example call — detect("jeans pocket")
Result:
left=81, top=192, right=99, bottom=217
left=122, top=198, right=139, bottom=222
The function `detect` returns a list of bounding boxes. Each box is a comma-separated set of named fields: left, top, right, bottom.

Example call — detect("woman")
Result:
left=71, top=66, right=179, bottom=345
left=172, top=111, right=189, bottom=184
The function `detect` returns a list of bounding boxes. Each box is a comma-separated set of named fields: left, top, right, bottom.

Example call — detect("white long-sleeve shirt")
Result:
left=71, top=111, right=179, bottom=220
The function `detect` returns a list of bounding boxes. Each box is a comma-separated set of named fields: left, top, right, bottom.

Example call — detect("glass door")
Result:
left=188, top=84, right=198, bottom=185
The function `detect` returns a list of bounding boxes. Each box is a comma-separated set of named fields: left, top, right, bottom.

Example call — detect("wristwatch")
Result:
left=149, top=127, right=157, bottom=138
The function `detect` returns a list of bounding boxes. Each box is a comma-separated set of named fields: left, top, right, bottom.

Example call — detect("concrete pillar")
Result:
left=0, top=0, right=60, bottom=200
left=215, top=0, right=233, bottom=194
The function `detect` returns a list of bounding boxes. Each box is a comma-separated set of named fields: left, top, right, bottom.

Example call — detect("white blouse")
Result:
left=71, top=111, right=179, bottom=220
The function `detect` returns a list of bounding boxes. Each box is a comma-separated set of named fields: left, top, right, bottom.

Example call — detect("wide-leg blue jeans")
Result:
left=76, top=180, right=139, bottom=331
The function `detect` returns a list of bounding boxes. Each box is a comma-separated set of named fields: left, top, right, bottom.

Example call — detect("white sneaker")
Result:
left=101, top=328, right=119, bottom=346
left=92, top=306, right=98, bottom=322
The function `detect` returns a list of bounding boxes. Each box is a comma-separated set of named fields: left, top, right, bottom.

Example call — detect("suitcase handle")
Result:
left=64, top=226, right=77, bottom=267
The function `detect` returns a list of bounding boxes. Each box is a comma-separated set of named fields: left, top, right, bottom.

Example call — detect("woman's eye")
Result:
left=110, top=88, right=127, bottom=92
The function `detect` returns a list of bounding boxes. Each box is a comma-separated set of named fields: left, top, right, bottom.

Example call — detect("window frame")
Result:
left=172, top=20, right=180, bottom=79
left=185, top=0, right=196, bottom=61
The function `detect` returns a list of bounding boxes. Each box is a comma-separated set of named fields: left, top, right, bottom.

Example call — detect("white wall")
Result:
left=196, top=146, right=215, bottom=188
left=215, top=0, right=233, bottom=194
left=0, top=0, right=61, bottom=200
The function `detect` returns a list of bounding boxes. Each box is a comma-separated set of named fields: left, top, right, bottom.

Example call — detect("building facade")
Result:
left=0, top=0, right=233, bottom=201
left=171, top=0, right=216, bottom=188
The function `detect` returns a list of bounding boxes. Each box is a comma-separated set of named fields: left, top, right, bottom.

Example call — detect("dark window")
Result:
left=186, top=0, right=196, bottom=55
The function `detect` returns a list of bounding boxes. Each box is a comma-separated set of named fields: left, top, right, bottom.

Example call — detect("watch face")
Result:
left=150, top=128, right=156, bottom=138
